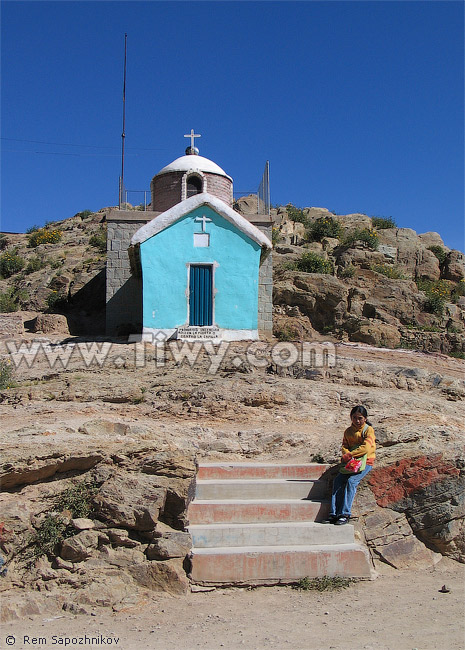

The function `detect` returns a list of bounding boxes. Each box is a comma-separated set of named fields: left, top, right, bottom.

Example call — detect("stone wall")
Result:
left=151, top=172, right=184, bottom=212
left=106, top=211, right=152, bottom=336
left=256, top=222, right=273, bottom=332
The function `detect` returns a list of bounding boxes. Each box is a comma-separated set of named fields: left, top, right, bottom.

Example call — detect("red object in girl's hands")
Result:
left=345, top=457, right=362, bottom=472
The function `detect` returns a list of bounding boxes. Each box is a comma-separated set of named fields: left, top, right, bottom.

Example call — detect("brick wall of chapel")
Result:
left=151, top=171, right=232, bottom=211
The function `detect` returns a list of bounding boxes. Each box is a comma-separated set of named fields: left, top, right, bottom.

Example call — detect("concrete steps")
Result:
left=188, top=499, right=330, bottom=524
left=188, top=462, right=373, bottom=585
left=190, top=521, right=354, bottom=547
left=196, top=478, right=327, bottom=500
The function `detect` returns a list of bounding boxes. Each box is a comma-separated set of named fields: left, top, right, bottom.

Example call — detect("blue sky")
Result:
left=1, top=1, right=464, bottom=251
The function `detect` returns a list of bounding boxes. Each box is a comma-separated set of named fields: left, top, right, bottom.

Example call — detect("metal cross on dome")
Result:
left=184, top=129, right=201, bottom=149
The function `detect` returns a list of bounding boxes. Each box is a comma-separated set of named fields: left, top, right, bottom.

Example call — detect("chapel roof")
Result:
left=130, top=192, right=272, bottom=249
left=156, top=154, right=232, bottom=180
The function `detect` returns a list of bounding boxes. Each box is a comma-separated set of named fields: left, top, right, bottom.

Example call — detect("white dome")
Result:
left=157, top=154, right=232, bottom=179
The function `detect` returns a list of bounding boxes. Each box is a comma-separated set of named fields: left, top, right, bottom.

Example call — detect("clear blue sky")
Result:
left=1, top=1, right=464, bottom=251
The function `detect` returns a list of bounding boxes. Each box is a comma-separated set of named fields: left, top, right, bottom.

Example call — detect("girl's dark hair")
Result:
left=350, top=405, right=372, bottom=426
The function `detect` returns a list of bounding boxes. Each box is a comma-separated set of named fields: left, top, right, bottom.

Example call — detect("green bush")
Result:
left=76, top=209, right=93, bottom=219
left=27, top=479, right=98, bottom=559
left=0, top=251, right=25, bottom=278
left=56, top=480, right=98, bottom=518
left=28, top=227, right=62, bottom=248
left=0, top=289, right=18, bottom=313
left=286, top=203, right=308, bottom=226
left=89, top=227, right=107, bottom=253
left=344, top=228, right=379, bottom=250
left=371, top=264, right=405, bottom=279
left=417, top=279, right=451, bottom=315
left=427, top=245, right=447, bottom=264
left=424, top=294, right=446, bottom=315
left=26, top=224, right=41, bottom=234
left=372, top=216, right=397, bottom=229
left=295, top=252, right=333, bottom=274
left=307, top=216, right=342, bottom=242
left=28, top=514, right=69, bottom=559
left=0, top=235, right=8, bottom=251
left=0, top=359, right=14, bottom=388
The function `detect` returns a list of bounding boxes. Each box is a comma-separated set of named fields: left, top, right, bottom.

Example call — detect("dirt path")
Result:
left=2, top=562, right=464, bottom=650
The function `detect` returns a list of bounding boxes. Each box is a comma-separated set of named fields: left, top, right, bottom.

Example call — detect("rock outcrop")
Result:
left=0, top=446, right=196, bottom=620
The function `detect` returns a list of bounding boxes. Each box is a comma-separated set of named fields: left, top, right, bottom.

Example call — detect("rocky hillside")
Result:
left=1, top=202, right=464, bottom=356
left=268, top=204, right=465, bottom=357
left=0, top=209, right=108, bottom=335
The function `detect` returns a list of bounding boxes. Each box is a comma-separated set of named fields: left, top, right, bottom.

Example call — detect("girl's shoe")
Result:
left=335, top=516, right=349, bottom=525
left=322, top=515, right=338, bottom=524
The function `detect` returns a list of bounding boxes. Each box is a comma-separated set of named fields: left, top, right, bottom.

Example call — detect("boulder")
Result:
left=377, top=244, right=398, bottom=261
left=106, top=528, right=141, bottom=548
left=368, top=455, right=465, bottom=562
left=363, top=507, right=439, bottom=569
left=339, top=213, right=373, bottom=230
left=60, top=529, right=109, bottom=562
left=30, top=313, right=70, bottom=334
left=71, top=518, right=95, bottom=531
left=443, top=250, right=465, bottom=282
left=349, top=320, right=402, bottom=348
left=146, top=528, right=192, bottom=560
left=92, top=471, right=167, bottom=531
left=416, top=248, right=441, bottom=281
left=418, top=232, right=447, bottom=249
left=0, top=452, right=103, bottom=490
left=274, top=271, right=348, bottom=331
left=336, top=247, right=386, bottom=270
left=128, top=558, right=190, bottom=595
left=378, top=228, right=440, bottom=280
left=97, top=546, right=147, bottom=567
left=78, top=419, right=130, bottom=436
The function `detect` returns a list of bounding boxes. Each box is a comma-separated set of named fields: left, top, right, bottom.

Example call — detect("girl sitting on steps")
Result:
left=328, top=405, right=376, bottom=525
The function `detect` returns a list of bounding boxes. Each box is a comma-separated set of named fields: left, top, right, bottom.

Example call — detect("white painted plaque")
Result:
left=194, top=233, right=210, bottom=247
left=177, top=326, right=219, bottom=340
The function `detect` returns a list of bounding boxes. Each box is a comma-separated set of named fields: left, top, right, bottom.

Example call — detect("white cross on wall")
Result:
left=184, top=129, right=201, bottom=149
left=195, top=215, right=212, bottom=232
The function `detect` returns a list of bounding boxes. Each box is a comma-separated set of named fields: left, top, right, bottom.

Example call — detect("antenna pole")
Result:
left=119, top=33, right=127, bottom=209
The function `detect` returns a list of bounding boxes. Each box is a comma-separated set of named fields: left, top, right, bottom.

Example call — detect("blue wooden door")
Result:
left=189, top=265, right=213, bottom=326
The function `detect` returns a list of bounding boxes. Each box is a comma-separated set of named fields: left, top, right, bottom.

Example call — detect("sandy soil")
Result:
left=2, top=561, right=464, bottom=650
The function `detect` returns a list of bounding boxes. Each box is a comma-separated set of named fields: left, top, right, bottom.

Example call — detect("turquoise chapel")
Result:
left=105, top=141, right=273, bottom=341
left=130, top=193, right=271, bottom=341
